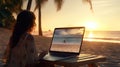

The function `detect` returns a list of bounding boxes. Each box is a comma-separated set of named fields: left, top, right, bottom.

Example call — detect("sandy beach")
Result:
left=35, top=36, right=120, bottom=67
left=0, top=28, right=120, bottom=67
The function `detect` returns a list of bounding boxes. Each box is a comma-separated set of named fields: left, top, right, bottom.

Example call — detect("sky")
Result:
left=23, top=0, right=120, bottom=31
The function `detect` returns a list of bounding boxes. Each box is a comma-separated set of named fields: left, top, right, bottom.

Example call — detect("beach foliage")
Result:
left=29, top=0, right=93, bottom=36
left=0, top=0, right=92, bottom=35
left=0, top=0, right=24, bottom=29
left=35, top=0, right=64, bottom=36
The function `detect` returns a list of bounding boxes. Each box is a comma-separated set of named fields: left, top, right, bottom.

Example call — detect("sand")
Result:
left=0, top=28, right=120, bottom=67
left=34, top=36, right=120, bottom=67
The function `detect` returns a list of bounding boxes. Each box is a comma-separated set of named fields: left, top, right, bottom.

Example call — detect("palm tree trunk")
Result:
left=38, top=0, right=42, bottom=36
left=27, top=0, right=32, bottom=10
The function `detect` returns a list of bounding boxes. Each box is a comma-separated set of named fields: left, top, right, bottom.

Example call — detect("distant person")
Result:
left=63, top=40, right=66, bottom=43
left=2, top=10, right=52, bottom=67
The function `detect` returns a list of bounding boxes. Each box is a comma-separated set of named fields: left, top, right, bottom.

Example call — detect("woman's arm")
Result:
left=25, top=34, right=38, bottom=63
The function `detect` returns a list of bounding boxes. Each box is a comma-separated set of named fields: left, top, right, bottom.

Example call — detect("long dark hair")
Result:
left=10, top=10, right=36, bottom=48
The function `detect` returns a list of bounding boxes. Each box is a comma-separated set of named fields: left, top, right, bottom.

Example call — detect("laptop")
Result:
left=42, top=27, right=90, bottom=61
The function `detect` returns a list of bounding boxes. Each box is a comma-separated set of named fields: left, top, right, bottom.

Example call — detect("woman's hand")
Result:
left=39, top=51, right=48, bottom=59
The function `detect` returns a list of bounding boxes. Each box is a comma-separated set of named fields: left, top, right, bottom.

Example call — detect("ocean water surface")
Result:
left=84, top=31, right=120, bottom=43
left=43, top=31, right=120, bottom=43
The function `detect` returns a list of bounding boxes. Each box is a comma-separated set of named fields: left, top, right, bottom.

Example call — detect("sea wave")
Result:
left=85, top=37, right=120, bottom=41
left=84, top=37, right=120, bottom=43
left=43, top=30, right=120, bottom=43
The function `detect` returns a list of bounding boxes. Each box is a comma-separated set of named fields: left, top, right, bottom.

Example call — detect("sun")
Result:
left=84, top=21, right=98, bottom=30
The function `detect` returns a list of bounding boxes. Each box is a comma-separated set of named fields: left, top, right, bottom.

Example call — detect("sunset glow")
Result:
left=87, top=32, right=94, bottom=41
left=84, top=21, right=98, bottom=31
left=28, top=0, right=120, bottom=34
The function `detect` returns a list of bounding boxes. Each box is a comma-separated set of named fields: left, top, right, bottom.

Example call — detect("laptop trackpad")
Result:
left=43, top=54, right=65, bottom=61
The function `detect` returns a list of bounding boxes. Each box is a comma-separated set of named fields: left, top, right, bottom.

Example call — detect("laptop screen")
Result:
left=50, top=27, right=85, bottom=53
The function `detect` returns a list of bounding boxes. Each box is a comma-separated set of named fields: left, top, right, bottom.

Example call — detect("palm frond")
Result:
left=34, top=0, right=48, bottom=11
left=4, top=0, right=23, bottom=13
left=54, top=0, right=64, bottom=11
left=82, top=0, right=93, bottom=11
left=27, top=0, right=32, bottom=10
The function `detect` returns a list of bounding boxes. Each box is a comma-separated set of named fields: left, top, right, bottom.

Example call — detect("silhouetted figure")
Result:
left=2, top=10, right=53, bottom=67
left=63, top=40, right=66, bottom=43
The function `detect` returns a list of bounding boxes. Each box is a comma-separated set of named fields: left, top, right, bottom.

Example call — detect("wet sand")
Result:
left=82, top=41, right=120, bottom=67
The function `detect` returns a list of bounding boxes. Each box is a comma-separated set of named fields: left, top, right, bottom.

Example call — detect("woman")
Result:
left=3, top=10, right=49, bottom=67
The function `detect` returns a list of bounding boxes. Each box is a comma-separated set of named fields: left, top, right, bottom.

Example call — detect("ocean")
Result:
left=43, top=31, right=120, bottom=43
left=84, top=31, right=120, bottom=43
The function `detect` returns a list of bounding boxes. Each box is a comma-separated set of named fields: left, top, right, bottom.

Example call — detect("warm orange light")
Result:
left=84, top=21, right=98, bottom=30
left=88, top=32, right=94, bottom=38
left=87, top=32, right=94, bottom=41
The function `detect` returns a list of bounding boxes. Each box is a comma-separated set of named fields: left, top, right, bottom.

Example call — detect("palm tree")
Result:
left=27, top=0, right=92, bottom=36
left=26, top=0, right=32, bottom=10
left=29, top=0, right=64, bottom=36
left=0, top=0, right=93, bottom=35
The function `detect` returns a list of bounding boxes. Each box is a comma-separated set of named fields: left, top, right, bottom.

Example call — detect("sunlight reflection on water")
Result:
left=84, top=31, right=120, bottom=43
left=35, top=30, right=120, bottom=43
